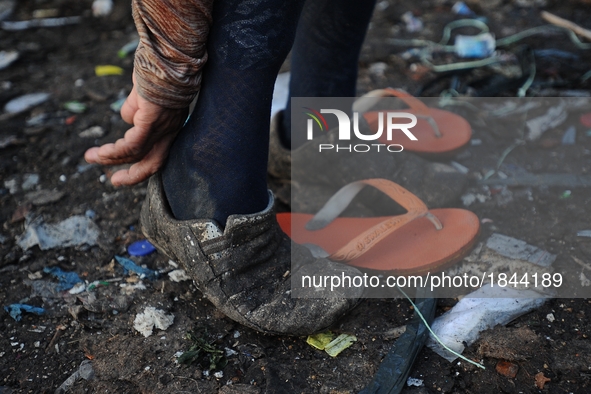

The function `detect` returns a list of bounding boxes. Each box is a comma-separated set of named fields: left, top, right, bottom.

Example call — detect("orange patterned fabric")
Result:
left=132, top=0, right=214, bottom=109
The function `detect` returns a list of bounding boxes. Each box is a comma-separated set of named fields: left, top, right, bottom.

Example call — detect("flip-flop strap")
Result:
left=353, top=88, right=442, bottom=138
left=305, top=179, right=442, bottom=262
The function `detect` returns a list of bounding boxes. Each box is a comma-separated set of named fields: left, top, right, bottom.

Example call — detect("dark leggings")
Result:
left=162, top=0, right=377, bottom=225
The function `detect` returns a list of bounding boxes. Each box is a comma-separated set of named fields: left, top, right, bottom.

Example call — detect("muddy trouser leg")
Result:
left=161, top=0, right=305, bottom=225
left=281, top=0, right=378, bottom=149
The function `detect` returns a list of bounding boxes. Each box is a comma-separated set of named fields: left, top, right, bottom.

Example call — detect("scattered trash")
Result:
left=455, top=33, right=496, bottom=58
left=577, top=230, right=591, bottom=237
left=21, top=173, right=39, bottom=191
left=64, top=101, right=87, bottom=114
left=68, top=282, right=86, bottom=295
left=177, top=328, right=227, bottom=371
left=452, top=2, right=474, bottom=16
left=545, top=313, right=556, bottom=323
left=559, top=190, right=572, bottom=199
left=325, top=334, right=357, bottom=357
left=368, top=62, right=388, bottom=78
left=17, top=215, right=100, bottom=251
left=79, top=126, right=105, bottom=138
left=461, top=192, right=489, bottom=206
left=0, top=0, right=15, bottom=21
left=484, top=233, right=556, bottom=268
left=92, top=0, right=113, bottom=17
left=306, top=332, right=357, bottom=357
left=4, top=93, right=50, bottom=114
left=384, top=325, right=407, bottom=340
left=168, top=269, right=190, bottom=282
left=427, top=286, right=547, bottom=362
left=55, top=360, right=94, bottom=394
left=580, top=113, right=591, bottom=128
left=406, top=377, right=424, bottom=387
left=118, top=39, right=139, bottom=58
left=495, top=360, right=519, bottom=378
left=4, top=304, right=45, bottom=321
left=43, top=266, right=83, bottom=291
left=307, top=331, right=336, bottom=350
left=580, top=272, right=590, bottom=287
left=561, top=126, right=576, bottom=145
left=115, top=256, right=160, bottom=280
left=401, top=11, right=423, bottom=33
left=526, top=102, right=567, bottom=141
left=128, top=239, right=156, bottom=256
left=25, top=189, right=65, bottom=205
left=110, top=97, right=126, bottom=112
left=0, top=16, right=81, bottom=31
left=0, top=135, right=20, bottom=149
left=31, top=9, right=59, bottom=19
left=95, top=65, right=124, bottom=77
left=135, top=307, right=172, bottom=337
left=0, top=49, right=18, bottom=70
left=534, top=371, right=551, bottom=389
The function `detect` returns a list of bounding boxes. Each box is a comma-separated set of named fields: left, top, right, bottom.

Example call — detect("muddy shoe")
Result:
left=140, top=175, right=363, bottom=336
left=268, top=110, right=467, bottom=212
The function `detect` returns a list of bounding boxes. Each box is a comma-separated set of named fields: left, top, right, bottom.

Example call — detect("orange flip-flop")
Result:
left=277, top=179, right=479, bottom=275
left=354, top=88, right=472, bottom=158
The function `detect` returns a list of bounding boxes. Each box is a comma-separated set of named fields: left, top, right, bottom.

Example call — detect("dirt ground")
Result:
left=1, top=0, right=591, bottom=393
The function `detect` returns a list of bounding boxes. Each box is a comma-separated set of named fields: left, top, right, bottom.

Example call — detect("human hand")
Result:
left=84, top=79, right=188, bottom=186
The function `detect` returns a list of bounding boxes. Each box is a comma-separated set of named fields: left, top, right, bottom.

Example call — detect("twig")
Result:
left=541, top=11, right=591, bottom=42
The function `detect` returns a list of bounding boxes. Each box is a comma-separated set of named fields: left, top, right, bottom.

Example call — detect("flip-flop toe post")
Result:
left=278, top=179, right=479, bottom=276
left=355, top=88, right=472, bottom=158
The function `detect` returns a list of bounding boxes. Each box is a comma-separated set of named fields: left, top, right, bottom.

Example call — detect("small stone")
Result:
left=546, top=313, right=555, bottom=322
left=79, top=126, right=105, bottom=138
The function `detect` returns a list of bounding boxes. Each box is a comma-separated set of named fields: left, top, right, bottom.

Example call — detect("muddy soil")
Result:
left=1, top=0, right=591, bottom=393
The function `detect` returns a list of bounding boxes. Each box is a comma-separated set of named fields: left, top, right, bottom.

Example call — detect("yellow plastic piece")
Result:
left=95, top=65, right=124, bottom=77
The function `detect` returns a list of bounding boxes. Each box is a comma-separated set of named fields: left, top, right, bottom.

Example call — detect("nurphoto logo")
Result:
left=304, top=108, right=418, bottom=153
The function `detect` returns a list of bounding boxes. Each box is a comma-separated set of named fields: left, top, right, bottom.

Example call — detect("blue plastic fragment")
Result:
left=4, top=304, right=45, bottom=321
left=114, top=255, right=159, bottom=280
left=43, top=266, right=83, bottom=291
left=127, top=239, right=157, bottom=256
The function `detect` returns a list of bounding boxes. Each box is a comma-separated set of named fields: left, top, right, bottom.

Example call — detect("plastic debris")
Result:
left=43, top=267, right=83, bottom=291
left=0, top=135, right=20, bottom=149
left=168, top=269, right=190, bottom=282
left=406, top=377, right=424, bottom=387
left=526, top=102, right=567, bottom=141
left=0, top=0, right=15, bottom=21
left=25, top=189, right=65, bottom=206
left=324, top=334, right=357, bottom=357
left=110, top=97, right=126, bottom=112
left=580, top=113, right=591, bottom=128
left=21, top=173, right=39, bottom=191
left=92, top=0, right=113, bottom=17
left=0, top=16, right=81, bottom=31
left=560, top=190, right=572, bottom=199
left=118, top=39, right=139, bottom=58
left=546, top=313, right=555, bottom=322
left=64, top=101, right=87, bottom=114
left=427, top=286, right=547, bottom=362
left=95, top=65, right=124, bottom=76
left=55, top=360, right=94, bottom=394
left=17, top=215, right=100, bottom=251
left=4, top=304, right=45, bottom=321
left=127, top=239, right=157, bottom=256
left=580, top=272, right=590, bottom=287
left=133, top=307, right=174, bottom=337
left=484, top=233, right=556, bottom=268
left=0, top=49, right=18, bottom=70
left=578, top=230, right=591, bottom=237
left=455, top=33, right=495, bottom=58
left=306, top=331, right=336, bottom=350
left=114, top=255, right=159, bottom=280
left=78, top=126, right=105, bottom=138
left=401, top=11, right=423, bottom=33
left=561, top=125, right=576, bottom=145
left=4, top=93, right=50, bottom=114
left=32, top=9, right=59, bottom=18
left=452, top=2, right=474, bottom=16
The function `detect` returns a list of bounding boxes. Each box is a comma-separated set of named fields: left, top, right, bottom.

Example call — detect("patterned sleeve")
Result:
left=131, top=0, right=214, bottom=109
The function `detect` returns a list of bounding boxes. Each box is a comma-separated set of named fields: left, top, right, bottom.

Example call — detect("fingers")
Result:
left=109, top=134, right=176, bottom=186
left=120, top=87, right=139, bottom=125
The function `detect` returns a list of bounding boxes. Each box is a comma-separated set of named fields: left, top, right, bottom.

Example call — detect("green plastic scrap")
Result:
left=64, top=101, right=87, bottom=114
left=324, top=334, right=357, bottom=357
left=306, top=331, right=335, bottom=350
